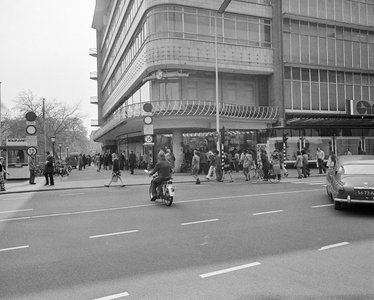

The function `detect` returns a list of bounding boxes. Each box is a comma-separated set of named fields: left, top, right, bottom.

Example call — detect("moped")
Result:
left=144, top=170, right=175, bottom=206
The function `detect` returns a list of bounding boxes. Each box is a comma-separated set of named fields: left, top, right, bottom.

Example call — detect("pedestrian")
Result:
left=301, top=149, right=310, bottom=178
left=241, top=150, right=253, bottom=181
left=206, top=150, right=216, bottom=180
left=260, top=149, right=271, bottom=181
left=0, top=157, right=10, bottom=191
left=345, top=148, right=352, bottom=155
left=278, top=149, right=288, bottom=177
left=326, top=151, right=336, bottom=169
left=29, top=154, right=37, bottom=184
left=223, top=152, right=233, bottom=182
left=129, top=150, right=137, bottom=174
left=191, top=150, right=200, bottom=184
left=119, top=151, right=125, bottom=170
left=270, top=150, right=281, bottom=180
left=316, top=147, right=326, bottom=174
left=199, top=149, right=208, bottom=175
left=44, top=151, right=54, bottom=186
left=103, top=152, right=109, bottom=170
left=234, top=149, right=240, bottom=172
left=294, top=150, right=303, bottom=179
left=215, top=150, right=223, bottom=182
left=78, top=153, right=83, bottom=171
left=105, top=153, right=125, bottom=187
left=165, top=148, right=175, bottom=170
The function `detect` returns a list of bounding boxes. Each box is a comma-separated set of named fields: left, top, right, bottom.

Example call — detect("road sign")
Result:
left=143, top=115, right=153, bottom=125
left=26, top=125, right=37, bottom=135
left=143, top=124, right=154, bottom=135
left=144, top=135, right=153, bottom=143
left=26, top=135, right=38, bottom=146
left=25, top=111, right=37, bottom=122
left=27, top=147, right=37, bottom=156
left=143, top=103, right=153, bottom=113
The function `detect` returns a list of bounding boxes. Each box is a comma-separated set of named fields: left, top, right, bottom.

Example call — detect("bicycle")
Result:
left=247, top=166, right=281, bottom=183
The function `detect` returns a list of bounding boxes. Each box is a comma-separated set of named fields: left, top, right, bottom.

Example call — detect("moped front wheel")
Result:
left=149, top=186, right=153, bottom=199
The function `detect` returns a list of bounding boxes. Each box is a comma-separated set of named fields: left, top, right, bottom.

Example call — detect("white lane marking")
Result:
left=1, top=197, right=32, bottom=201
left=0, top=209, right=33, bottom=214
left=0, top=189, right=323, bottom=222
left=312, top=204, right=334, bottom=208
left=93, top=292, right=129, bottom=300
left=200, top=262, right=261, bottom=278
left=181, top=219, right=219, bottom=226
left=0, top=245, right=29, bottom=252
left=90, top=230, right=138, bottom=239
left=60, top=193, right=85, bottom=197
left=318, top=242, right=350, bottom=251
left=253, top=210, right=283, bottom=216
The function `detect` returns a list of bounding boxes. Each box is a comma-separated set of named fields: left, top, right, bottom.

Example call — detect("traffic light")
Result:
left=283, top=132, right=289, bottom=143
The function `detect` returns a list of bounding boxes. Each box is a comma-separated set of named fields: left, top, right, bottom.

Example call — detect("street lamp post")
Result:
left=67, top=147, right=69, bottom=158
left=215, top=0, right=232, bottom=151
left=58, top=143, right=62, bottom=160
left=51, top=136, right=56, bottom=162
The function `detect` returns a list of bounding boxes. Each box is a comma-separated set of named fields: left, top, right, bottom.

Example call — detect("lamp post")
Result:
left=58, top=143, right=62, bottom=160
left=215, top=0, right=232, bottom=151
left=51, top=136, right=56, bottom=162
left=66, top=147, right=69, bottom=158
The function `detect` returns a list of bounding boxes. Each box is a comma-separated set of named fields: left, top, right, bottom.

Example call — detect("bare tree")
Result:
left=10, top=90, right=90, bottom=159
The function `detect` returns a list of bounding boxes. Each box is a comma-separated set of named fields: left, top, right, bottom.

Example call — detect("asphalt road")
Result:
left=1, top=179, right=373, bottom=300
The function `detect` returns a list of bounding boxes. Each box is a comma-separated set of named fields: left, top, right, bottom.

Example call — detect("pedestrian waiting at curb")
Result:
left=44, top=151, right=54, bottom=186
left=294, top=150, right=303, bottom=179
left=105, top=153, right=125, bottom=187
left=28, top=154, right=37, bottom=184
left=0, top=157, right=10, bottom=191
left=223, top=152, right=233, bottom=182
left=191, top=150, right=200, bottom=184
left=316, top=147, right=327, bottom=174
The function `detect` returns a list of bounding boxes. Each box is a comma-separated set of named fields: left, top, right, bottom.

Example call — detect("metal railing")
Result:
left=94, top=100, right=278, bottom=139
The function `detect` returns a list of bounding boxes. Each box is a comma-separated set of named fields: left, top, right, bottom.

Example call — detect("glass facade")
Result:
left=101, top=5, right=272, bottom=104
left=283, top=19, right=374, bottom=69
left=283, top=0, right=374, bottom=26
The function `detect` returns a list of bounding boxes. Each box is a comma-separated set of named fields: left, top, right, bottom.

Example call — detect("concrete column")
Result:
left=172, top=129, right=183, bottom=173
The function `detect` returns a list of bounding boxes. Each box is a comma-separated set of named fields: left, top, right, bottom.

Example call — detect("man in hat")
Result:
left=44, top=151, right=54, bottom=186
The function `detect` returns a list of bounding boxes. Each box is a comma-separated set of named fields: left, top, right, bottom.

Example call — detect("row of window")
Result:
left=285, top=67, right=374, bottom=111
left=283, top=32, right=374, bottom=69
left=102, top=5, right=272, bottom=103
left=283, top=0, right=374, bottom=26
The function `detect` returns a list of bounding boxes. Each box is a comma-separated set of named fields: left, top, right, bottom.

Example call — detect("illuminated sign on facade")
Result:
left=142, top=70, right=189, bottom=83
left=346, top=100, right=374, bottom=116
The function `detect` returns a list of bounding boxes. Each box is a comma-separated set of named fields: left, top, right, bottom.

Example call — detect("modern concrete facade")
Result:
left=90, top=0, right=374, bottom=169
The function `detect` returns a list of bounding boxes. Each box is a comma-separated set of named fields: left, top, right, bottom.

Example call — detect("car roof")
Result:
left=337, top=155, right=374, bottom=165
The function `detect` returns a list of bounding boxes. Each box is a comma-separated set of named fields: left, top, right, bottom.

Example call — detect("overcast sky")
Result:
left=0, top=0, right=97, bottom=135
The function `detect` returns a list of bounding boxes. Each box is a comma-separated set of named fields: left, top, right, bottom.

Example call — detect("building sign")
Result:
left=142, top=70, right=189, bottom=83
left=346, top=100, right=374, bottom=116
left=6, top=138, right=27, bottom=146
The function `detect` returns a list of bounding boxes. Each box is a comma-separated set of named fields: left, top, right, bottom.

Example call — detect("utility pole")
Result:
left=43, top=98, right=46, bottom=161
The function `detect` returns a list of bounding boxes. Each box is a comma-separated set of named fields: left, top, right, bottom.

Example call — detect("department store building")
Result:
left=91, top=0, right=374, bottom=171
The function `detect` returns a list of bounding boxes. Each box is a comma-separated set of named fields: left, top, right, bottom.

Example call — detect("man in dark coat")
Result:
left=44, top=151, right=54, bottom=186
left=129, top=151, right=137, bottom=174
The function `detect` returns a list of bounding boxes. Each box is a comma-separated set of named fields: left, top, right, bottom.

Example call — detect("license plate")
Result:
left=355, top=189, right=374, bottom=196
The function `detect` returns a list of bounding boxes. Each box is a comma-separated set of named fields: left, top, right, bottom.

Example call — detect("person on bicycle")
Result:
left=149, top=152, right=173, bottom=201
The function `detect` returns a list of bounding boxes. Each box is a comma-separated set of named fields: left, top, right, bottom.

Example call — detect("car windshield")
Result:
left=343, top=164, right=374, bottom=175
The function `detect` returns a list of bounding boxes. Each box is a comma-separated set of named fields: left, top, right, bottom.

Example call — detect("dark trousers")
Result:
left=45, top=172, right=54, bottom=185
left=215, top=166, right=223, bottom=181
left=318, top=158, right=326, bottom=173
left=129, top=164, right=135, bottom=174
left=29, top=170, right=35, bottom=184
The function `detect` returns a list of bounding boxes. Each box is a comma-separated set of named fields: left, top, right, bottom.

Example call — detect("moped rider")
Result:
left=149, top=152, right=173, bottom=201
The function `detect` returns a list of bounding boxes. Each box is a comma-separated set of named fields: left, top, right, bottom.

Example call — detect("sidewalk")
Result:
left=1, top=165, right=326, bottom=195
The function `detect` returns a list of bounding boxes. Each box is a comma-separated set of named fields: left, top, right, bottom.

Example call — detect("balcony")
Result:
left=91, top=119, right=99, bottom=127
left=90, top=96, right=98, bottom=104
left=90, top=72, right=97, bottom=80
left=89, top=48, right=97, bottom=57
left=93, top=100, right=279, bottom=141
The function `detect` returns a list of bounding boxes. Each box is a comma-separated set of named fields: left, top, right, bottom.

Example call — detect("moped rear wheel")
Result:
left=149, top=186, right=153, bottom=199
left=164, top=189, right=173, bottom=206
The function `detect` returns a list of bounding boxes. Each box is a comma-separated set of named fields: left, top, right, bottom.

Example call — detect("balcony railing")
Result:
left=89, top=48, right=97, bottom=57
left=94, top=100, right=279, bottom=140
left=90, top=72, right=98, bottom=80
left=90, top=96, right=98, bottom=104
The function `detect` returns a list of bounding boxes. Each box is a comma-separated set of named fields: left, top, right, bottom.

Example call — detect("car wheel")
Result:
left=334, top=200, right=342, bottom=210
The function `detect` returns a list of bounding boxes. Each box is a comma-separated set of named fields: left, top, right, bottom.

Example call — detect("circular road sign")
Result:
left=143, top=102, right=153, bottom=113
left=143, top=115, right=153, bottom=125
left=25, top=111, right=37, bottom=122
left=26, top=125, right=37, bottom=135
left=27, top=147, right=37, bottom=156
left=144, top=135, right=153, bottom=143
